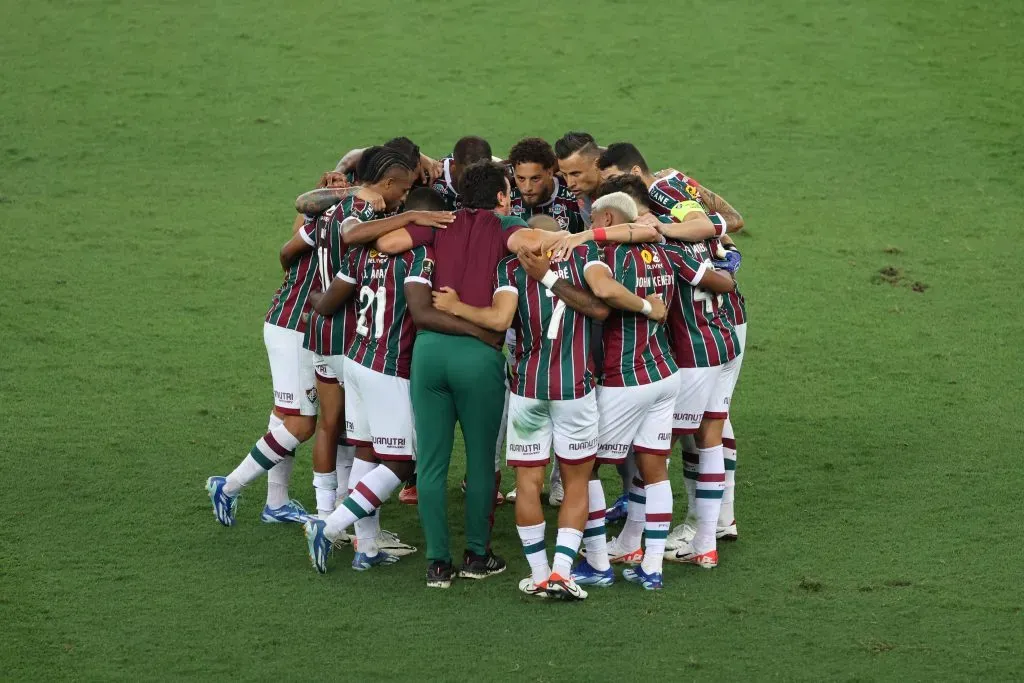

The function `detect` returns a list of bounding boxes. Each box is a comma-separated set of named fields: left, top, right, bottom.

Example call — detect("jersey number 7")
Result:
left=544, top=288, right=566, bottom=340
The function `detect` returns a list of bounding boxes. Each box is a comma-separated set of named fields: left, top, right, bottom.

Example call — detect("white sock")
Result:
left=552, top=528, right=583, bottom=577
left=694, top=444, right=725, bottom=554
left=325, top=466, right=401, bottom=551
left=682, top=435, right=699, bottom=525
left=313, top=470, right=337, bottom=518
left=336, top=444, right=355, bottom=503
left=348, top=458, right=376, bottom=495
left=268, top=412, right=284, bottom=431
left=619, top=477, right=646, bottom=550
left=640, top=480, right=672, bottom=575
left=266, top=456, right=294, bottom=508
left=721, top=420, right=737, bottom=526
left=516, top=522, right=549, bottom=585
left=225, top=425, right=300, bottom=496
left=583, top=480, right=610, bottom=571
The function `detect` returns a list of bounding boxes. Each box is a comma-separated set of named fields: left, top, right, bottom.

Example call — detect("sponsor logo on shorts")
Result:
left=658, top=432, right=672, bottom=441
left=346, top=420, right=355, bottom=432
left=373, top=436, right=407, bottom=449
left=674, top=412, right=704, bottom=422
left=569, top=440, right=597, bottom=451
left=509, top=443, right=542, bottom=454
left=274, top=390, right=295, bottom=403
left=598, top=443, right=629, bottom=454
left=315, top=363, right=329, bottom=375
left=306, top=387, right=319, bottom=406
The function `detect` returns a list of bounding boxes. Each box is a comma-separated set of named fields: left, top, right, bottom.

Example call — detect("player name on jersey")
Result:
left=340, top=245, right=434, bottom=379
left=599, top=243, right=679, bottom=388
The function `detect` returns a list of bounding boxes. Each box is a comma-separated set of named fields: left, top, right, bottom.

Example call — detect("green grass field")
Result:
left=3, top=0, right=1023, bottom=679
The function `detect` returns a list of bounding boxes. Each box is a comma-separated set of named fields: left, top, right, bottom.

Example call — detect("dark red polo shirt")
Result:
left=406, top=209, right=527, bottom=307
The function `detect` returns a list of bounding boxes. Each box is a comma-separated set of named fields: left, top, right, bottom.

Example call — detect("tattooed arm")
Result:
left=294, top=186, right=363, bottom=215
left=695, top=183, right=744, bottom=233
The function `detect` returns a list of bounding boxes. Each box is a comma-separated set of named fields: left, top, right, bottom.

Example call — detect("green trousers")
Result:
left=412, top=331, right=506, bottom=562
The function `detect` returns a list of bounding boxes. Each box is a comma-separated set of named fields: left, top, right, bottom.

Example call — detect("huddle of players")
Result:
left=206, top=131, right=748, bottom=598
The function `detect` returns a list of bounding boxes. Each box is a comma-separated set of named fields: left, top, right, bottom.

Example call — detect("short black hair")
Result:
left=404, top=187, right=446, bottom=211
left=357, top=146, right=415, bottom=183
left=384, top=136, right=420, bottom=167
left=460, top=160, right=509, bottom=210
left=453, top=136, right=492, bottom=167
left=597, top=142, right=649, bottom=174
left=595, top=174, right=654, bottom=210
left=554, top=131, right=598, bottom=160
left=508, top=137, right=557, bottom=170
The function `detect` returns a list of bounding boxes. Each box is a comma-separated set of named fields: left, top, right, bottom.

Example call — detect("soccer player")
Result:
left=205, top=174, right=363, bottom=527
left=597, top=144, right=749, bottom=546
left=508, top=137, right=587, bottom=234
left=301, top=211, right=436, bottom=573
left=553, top=131, right=604, bottom=227
left=431, top=136, right=494, bottom=211
left=349, top=160, right=566, bottom=588
left=565, top=191, right=680, bottom=590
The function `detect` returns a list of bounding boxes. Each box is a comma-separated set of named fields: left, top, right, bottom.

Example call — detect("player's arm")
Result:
left=280, top=225, right=315, bottom=269
left=405, top=282, right=503, bottom=347
left=433, top=289, right=518, bottom=332
left=344, top=211, right=454, bottom=246
left=294, top=186, right=364, bottom=215
left=694, top=183, right=744, bottom=233
left=583, top=263, right=666, bottom=322
left=656, top=200, right=719, bottom=242
left=292, top=214, right=306, bottom=234
left=309, top=276, right=357, bottom=316
left=518, top=247, right=610, bottom=322
left=696, top=266, right=736, bottom=294
left=506, top=228, right=569, bottom=254
left=549, top=224, right=660, bottom=261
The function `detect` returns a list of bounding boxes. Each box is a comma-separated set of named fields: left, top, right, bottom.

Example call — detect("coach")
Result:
left=376, top=161, right=557, bottom=587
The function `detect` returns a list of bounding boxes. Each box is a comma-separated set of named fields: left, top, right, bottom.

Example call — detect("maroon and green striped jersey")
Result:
left=510, top=176, right=587, bottom=234
left=495, top=242, right=603, bottom=401
left=339, top=245, right=434, bottom=379
left=708, top=237, right=747, bottom=327
left=265, top=220, right=317, bottom=333
left=304, top=197, right=379, bottom=356
left=648, top=170, right=727, bottom=236
left=661, top=240, right=741, bottom=368
left=599, top=244, right=679, bottom=388
left=430, top=157, right=462, bottom=211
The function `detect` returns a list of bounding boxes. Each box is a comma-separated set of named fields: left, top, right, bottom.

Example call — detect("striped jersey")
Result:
left=265, top=220, right=317, bottom=333
left=495, top=242, right=603, bottom=400
left=430, top=157, right=462, bottom=211
left=648, top=170, right=727, bottom=236
left=510, top=176, right=586, bottom=234
left=339, top=245, right=434, bottom=379
left=662, top=240, right=741, bottom=368
left=708, top=237, right=747, bottom=327
left=304, top=197, right=379, bottom=356
left=598, top=243, right=679, bottom=387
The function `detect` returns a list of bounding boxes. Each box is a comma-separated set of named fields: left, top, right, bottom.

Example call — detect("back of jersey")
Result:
left=600, top=243, right=679, bottom=388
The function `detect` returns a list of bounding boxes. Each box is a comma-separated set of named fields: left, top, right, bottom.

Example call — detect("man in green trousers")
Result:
left=372, top=160, right=558, bottom=588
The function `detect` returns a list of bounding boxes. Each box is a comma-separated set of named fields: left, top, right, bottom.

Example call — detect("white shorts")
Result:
left=596, top=372, right=680, bottom=464
left=344, top=360, right=415, bottom=461
left=734, top=322, right=747, bottom=374
left=506, top=393, right=599, bottom=467
left=673, top=355, right=742, bottom=435
left=313, top=354, right=343, bottom=387
left=264, top=323, right=318, bottom=416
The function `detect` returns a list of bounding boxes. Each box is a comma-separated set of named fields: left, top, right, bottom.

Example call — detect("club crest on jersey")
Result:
left=422, top=259, right=434, bottom=276
left=306, top=387, right=319, bottom=406
left=556, top=215, right=569, bottom=229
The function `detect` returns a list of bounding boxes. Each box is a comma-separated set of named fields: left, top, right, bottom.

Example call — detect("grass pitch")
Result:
left=2, top=0, right=1022, bottom=679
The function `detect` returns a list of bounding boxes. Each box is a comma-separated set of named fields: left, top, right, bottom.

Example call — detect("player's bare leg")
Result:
left=311, top=379, right=342, bottom=519
left=513, top=465, right=549, bottom=595
left=546, top=458, right=593, bottom=600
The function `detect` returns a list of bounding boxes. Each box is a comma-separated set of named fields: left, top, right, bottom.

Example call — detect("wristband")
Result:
left=540, top=270, right=560, bottom=290
left=710, top=212, right=728, bottom=237
left=640, top=299, right=653, bottom=316
left=593, top=227, right=608, bottom=242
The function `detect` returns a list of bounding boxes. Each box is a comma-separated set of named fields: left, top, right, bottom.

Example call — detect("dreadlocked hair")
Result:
left=357, top=146, right=415, bottom=183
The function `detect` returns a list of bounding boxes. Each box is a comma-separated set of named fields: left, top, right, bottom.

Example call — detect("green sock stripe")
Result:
left=342, top=496, right=371, bottom=519
left=724, top=459, right=736, bottom=471
left=522, top=540, right=546, bottom=555
left=553, top=545, right=577, bottom=561
left=683, top=470, right=699, bottom=480
left=249, top=446, right=275, bottom=470
left=583, top=526, right=606, bottom=538
left=645, top=529, right=669, bottom=540
left=695, top=490, right=725, bottom=499
left=628, top=493, right=646, bottom=504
